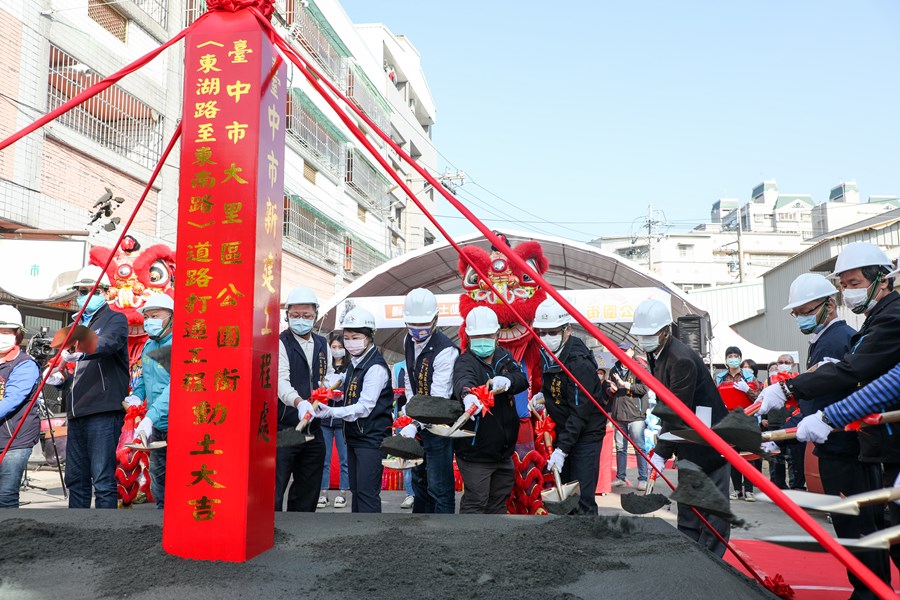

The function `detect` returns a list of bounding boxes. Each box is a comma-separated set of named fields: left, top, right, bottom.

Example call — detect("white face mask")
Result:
left=842, top=287, right=872, bottom=314
left=777, top=363, right=792, bottom=373
left=0, top=333, right=15, bottom=353
left=637, top=334, right=660, bottom=353
left=344, top=338, right=368, bottom=357
left=331, top=348, right=346, bottom=359
left=541, top=334, right=562, bottom=352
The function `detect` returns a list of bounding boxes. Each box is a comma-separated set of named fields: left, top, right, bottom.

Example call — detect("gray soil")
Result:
left=405, top=395, right=462, bottom=425
left=669, top=460, right=739, bottom=523
left=0, top=510, right=776, bottom=600
left=651, top=400, right=686, bottom=429
left=620, top=492, right=670, bottom=515
left=381, top=434, right=425, bottom=459
left=713, top=410, right=763, bottom=453
left=275, top=427, right=312, bottom=448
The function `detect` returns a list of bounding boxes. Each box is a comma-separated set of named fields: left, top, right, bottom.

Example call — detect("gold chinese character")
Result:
left=216, top=283, right=245, bottom=307
left=227, top=81, right=251, bottom=103
left=269, top=73, right=280, bottom=99
left=214, top=368, right=240, bottom=392
left=187, top=220, right=214, bottom=229
left=261, top=304, right=272, bottom=335
left=196, top=78, right=221, bottom=96
left=185, top=347, right=207, bottom=364
left=259, top=353, right=272, bottom=389
left=188, top=464, right=225, bottom=488
left=194, top=101, right=220, bottom=119
left=264, top=198, right=278, bottom=238
left=256, top=401, right=270, bottom=443
left=222, top=202, right=243, bottom=223
left=266, top=151, right=278, bottom=186
left=261, top=252, right=276, bottom=293
left=185, top=268, right=213, bottom=288
left=228, top=40, right=253, bottom=63
left=192, top=400, right=227, bottom=425
left=216, top=325, right=240, bottom=348
left=193, top=147, right=216, bottom=167
left=186, top=241, right=212, bottom=263
left=222, top=163, right=248, bottom=185
left=188, top=496, right=222, bottom=522
left=195, top=123, right=216, bottom=143
left=220, top=241, right=242, bottom=265
left=182, top=372, right=207, bottom=393
left=184, top=319, right=208, bottom=340
left=189, top=195, right=213, bottom=213
left=184, top=294, right=211, bottom=314
left=190, top=171, right=215, bottom=189
left=197, top=54, right=221, bottom=74
left=225, top=121, right=248, bottom=144
left=267, top=104, right=280, bottom=141
left=189, top=433, right=224, bottom=455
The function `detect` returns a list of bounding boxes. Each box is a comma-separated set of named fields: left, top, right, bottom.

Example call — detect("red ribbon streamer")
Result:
left=469, top=384, right=495, bottom=417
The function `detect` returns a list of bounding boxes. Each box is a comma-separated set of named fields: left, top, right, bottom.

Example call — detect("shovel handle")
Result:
left=445, top=404, right=478, bottom=436
left=551, top=464, right=565, bottom=501
left=296, top=400, right=322, bottom=432
left=543, top=432, right=553, bottom=454
left=761, top=427, right=798, bottom=442
left=744, top=401, right=761, bottom=416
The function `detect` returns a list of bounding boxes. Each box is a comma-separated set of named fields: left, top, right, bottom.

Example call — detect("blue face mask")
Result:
left=470, top=338, right=496, bottom=358
left=77, top=293, right=106, bottom=314
left=725, top=358, right=741, bottom=369
left=407, top=326, right=432, bottom=343
left=289, top=318, right=314, bottom=336
left=741, top=368, right=754, bottom=382
left=143, top=318, right=168, bottom=340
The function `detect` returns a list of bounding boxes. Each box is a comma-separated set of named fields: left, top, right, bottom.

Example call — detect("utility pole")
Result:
left=632, top=204, right=668, bottom=273
left=736, top=209, right=745, bottom=283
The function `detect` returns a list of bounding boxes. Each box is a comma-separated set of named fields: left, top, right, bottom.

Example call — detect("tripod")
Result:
left=36, top=396, right=67, bottom=499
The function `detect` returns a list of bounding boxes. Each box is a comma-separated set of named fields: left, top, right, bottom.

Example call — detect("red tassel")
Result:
left=763, top=574, right=795, bottom=600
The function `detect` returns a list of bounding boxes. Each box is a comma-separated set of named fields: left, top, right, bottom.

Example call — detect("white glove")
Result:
left=44, top=367, right=65, bottom=386
left=399, top=424, right=418, bottom=438
left=314, top=403, right=333, bottom=419
left=123, top=395, right=142, bottom=407
left=134, top=416, right=153, bottom=441
left=650, top=452, right=666, bottom=473
left=760, top=441, right=779, bottom=454
left=323, top=373, right=344, bottom=389
left=61, top=349, right=84, bottom=363
left=622, top=381, right=632, bottom=391
left=463, top=394, right=483, bottom=418
left=296, top=400, right=315, bottom=422
left=796, top=410, right=833, bottom=444
left=733, top=380, right=751, bottom=394
left=529, top=392, right=545, bottom=413
left=758, top=383, right=787, bottom=414
left=547, top=448, right=566, bottom=472
left=814, top=357, right=841, bottom=369
left=490, top=376, right=511, bottom=393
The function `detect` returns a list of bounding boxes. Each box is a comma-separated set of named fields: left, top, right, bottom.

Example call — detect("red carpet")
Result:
left=726, top=539, right=900, bottom=599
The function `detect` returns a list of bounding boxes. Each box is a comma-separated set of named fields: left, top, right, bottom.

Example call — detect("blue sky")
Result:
left=340, top=1, right=900, bottom=242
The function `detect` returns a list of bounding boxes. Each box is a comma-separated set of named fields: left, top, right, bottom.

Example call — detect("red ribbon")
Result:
left=845, top=413, right=882, bottom=431
left=470, top=384, right=495, bottom=417
left=310, top=386, right=341, bottom=404
left=206, top=0, right=274, bottom=18
left=393, top=415, right=413, bottom=430
left=763, top=574, right=795, bottom=599
left=533, top=415, right=556, bottom=440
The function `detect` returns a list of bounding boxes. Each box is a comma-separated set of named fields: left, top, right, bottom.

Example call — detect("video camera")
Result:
left=27, top=326, right=56, bottom=367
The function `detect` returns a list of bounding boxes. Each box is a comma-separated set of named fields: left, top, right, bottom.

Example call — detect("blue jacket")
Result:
left=132, top=333, right=171, bottom=431
left=0, top=348, right=40, bottom=451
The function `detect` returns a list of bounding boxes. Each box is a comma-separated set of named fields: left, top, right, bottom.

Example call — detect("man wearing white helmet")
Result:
left=782, top=272, right=891, bottom=596
left=315, top=306, right=394, bottom=512
left=0, top=305, right=41, bottom=508
left=451, top=306, right=528, bottom=513
left=400, top=288, right=459, bottom=514
left=631, top=298, right=730, bottom=556
left=534, top=298, right=607, bottom=515
left=55, top=265, right=129, bottom=509
left=275, top=286, right=331, bottom=512
left=122, top=293, right=174, bottom=509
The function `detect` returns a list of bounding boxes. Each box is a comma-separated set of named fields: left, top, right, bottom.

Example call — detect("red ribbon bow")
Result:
left=469, top=384, right=495, bottom=417
left=393, top=415, right=413, bottom=430
left=533, top=415, right=556, bottom=439
left=763, top=574, right=795, bottom=599
left=845, top=413, right=882, bottom=431
left=310, top=386, right=342, bottom=404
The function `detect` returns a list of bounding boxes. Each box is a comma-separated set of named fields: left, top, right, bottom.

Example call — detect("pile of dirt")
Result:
left=381, top=435, right=425, bottom=459
left=405, top=395, right=462, bottom=425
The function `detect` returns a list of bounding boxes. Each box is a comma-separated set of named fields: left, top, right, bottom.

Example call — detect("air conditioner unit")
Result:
left=675, top=315, right=710, bottom=358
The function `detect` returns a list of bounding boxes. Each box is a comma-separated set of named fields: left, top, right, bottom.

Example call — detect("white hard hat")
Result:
left=137, top=293, right=174, bottom=315
left=341, top=306, right=376, bottom=331
left=465, top=306, right=500, bottom=336
left=284, top=286, right=319, bottom=308
left=783, top=273, right=837, bottom=310
left=828, top=242, right=893, bottom=279
left=532, top=298, right=571, bottom=329
left=70, top=265, right=111, bottom=289
left=403, top=288, right=438, bottom=323
left=629, top=299, right=673, bottom=336
left=0, top=305, right=23, bottom=329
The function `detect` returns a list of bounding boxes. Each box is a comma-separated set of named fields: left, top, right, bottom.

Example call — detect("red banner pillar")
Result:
left=163, top=7, right=286, bottom=562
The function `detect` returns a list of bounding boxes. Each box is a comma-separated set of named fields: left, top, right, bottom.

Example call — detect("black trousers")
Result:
left=677, top=461, right=731, bottom=558
left=881, top=462, right=900, bottom=574
left=275, top=426, right=325, bottom=512
left=561, top=437, right=603, bottom=516
left=348, top=445, right=384, bottom=513
left=730, top=459, right=762, bottom=493
left=456, top=457, right=514, bottom=514
left=785, top=440, right=806, bottom=489
left=819, top=457, right=891, bottom=600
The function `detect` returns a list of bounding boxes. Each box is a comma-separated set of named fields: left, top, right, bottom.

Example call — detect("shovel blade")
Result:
left=51, top=325, right=98, bottom=355
left=124, top=440, right=167, bottom=451
left=276, top=428, right=313, bottom=448
left=381, top=457, right=423, bottom=470
left=541, top=481, right=581, bottom=515
left=424, top=423, right=475, bottom=438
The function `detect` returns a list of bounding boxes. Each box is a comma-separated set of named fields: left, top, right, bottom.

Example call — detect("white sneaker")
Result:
left=744, top=491, right=756, bottom=502
left=611, top=479, right=628, bottom=488
left=317, top=495, right=328, bottom=508
left=333, top=494, right=347, bottom=508
left=637, top=481, right=647, bottom=491
left=400, top=495, right=414, bottom=509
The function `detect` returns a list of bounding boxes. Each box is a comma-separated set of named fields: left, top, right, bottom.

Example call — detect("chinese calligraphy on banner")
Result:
left=163, top=8, right=285, bottom=562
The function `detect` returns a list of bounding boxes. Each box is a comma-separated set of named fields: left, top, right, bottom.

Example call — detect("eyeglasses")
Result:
left=76, top=288, right=103, bottom=297
left=287, top=312, right=316, bottom=320
left=790, top=299, right=827, bottom=318
left=536, top=327, right=565, bottom=337
left=777, top=361, right=793, bottom=365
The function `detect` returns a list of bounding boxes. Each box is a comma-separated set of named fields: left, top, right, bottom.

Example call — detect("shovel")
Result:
left=667, top=409, right=763, bottom=453
left=50, top=325, right=98, bottom=355
left=427, top=382, right=499, bottom=438
left=124, top=416, right=167, bottom=451
left=541, top=464, right=581, bottom=515
left=276, top=381, right=342, bottom=448
left=765, top=524, right=900, bottom=553
left=405, top=395, right=463, bottom=425
left=759, top=409, right=900, bottom=445
left=757, top=487, right=900, bottom=516
left=620, top=454, right=671, bottom=515
left=381, top=457, right=424, bottom=470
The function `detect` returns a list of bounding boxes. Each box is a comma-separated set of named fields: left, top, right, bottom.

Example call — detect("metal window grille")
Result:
left=183, top=0, right=207, bottom=27
left=347, top=67, right=389, bottom=132
left=88, top=0, right=127, bottom=42
left=275, top=0, right=295, bottom=25
left=282, top=195, right=344, bottom=260
left=47, top=46, right=164, bottom=169
left=289, top=9, right=347, bottom=83
left=286, top=92, right=344, bottom=178
left=346, top=235, right=386, bottom=275
left=132, top=0, right=168, bottom=28
left=345, top=149, right=388, bottom=209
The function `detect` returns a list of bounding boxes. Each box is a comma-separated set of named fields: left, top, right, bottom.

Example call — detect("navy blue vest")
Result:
left=0, top=351, right=40, bottom=451
left=403, top=331, right=456, bottom=396
left=343, top=347, right=394, bottom=449
left=278, top=330, right=328, bottom=429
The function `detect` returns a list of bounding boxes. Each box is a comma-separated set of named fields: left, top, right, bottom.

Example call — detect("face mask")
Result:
left=725, top=358, right=741, bottom=369
left=289, top=318, right=314, bottom=336
left=0, top=333, right=15, bottom=353
left=741, top=368, right=754, bottom=381
left=777, top=363, right=792, bottom=373
left=541, top=334, right=562, bottom=352
left=796, top=314, right=824, bottom=335
left=637, top=334, right=660, bottom=353
left=470, top=338, right=496, bottom=358
left=344, top=338, right=368, bottom=357
left=842, top=285, right=874, bottom=314
left=331, top=348, right=346, bottom=359
left=407, top=326, right=432, bottom=343
left=143, top=318, right=169, bottom=340
left=77, top=293, right=106, bottom=314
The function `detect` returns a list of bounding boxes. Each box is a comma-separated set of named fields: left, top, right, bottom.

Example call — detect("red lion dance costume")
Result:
left=458, top=234, right=553, bottom=514
left=89, top=235, right=176, bottom=506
